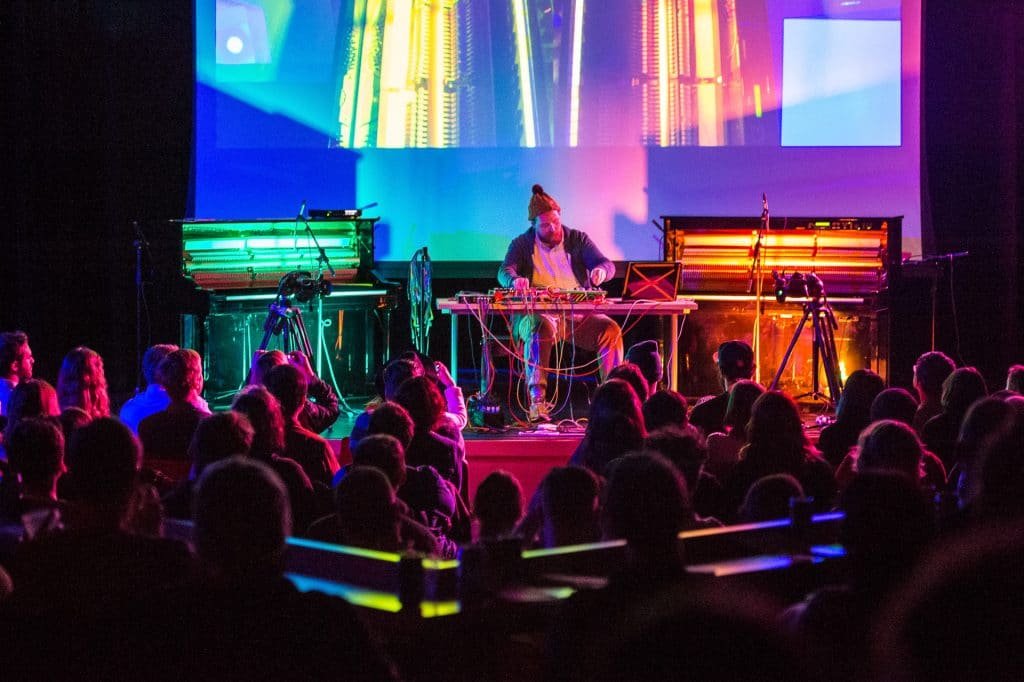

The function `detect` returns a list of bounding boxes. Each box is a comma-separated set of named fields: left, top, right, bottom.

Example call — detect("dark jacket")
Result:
left=498, top=226, right=615, bottom=288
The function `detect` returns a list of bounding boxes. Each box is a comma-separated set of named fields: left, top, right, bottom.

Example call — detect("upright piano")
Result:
left=179, top=217, right=395, bottom=406
left=661, top=216, right=901, bottom=397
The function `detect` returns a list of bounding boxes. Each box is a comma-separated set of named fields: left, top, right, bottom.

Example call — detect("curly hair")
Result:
left=57, top=346, right=110, bottom=418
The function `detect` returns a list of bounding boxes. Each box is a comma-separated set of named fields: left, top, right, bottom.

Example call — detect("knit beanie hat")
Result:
left=528, top=184, right=561, bottom=221
left=625, top=339, right=663, bottom=385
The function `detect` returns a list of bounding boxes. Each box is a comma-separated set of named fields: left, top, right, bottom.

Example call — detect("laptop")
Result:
left=620, top=261, right=682, bottom=301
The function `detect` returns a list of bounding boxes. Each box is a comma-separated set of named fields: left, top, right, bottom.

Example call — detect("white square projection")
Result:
left=782, top=19, right=901, bottom=146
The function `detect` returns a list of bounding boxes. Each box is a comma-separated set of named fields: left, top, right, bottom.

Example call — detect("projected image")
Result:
left=205, top=0, right=903, bottom=149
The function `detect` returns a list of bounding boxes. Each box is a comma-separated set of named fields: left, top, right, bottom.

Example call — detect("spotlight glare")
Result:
left=226, top=35, right=244, bottom=55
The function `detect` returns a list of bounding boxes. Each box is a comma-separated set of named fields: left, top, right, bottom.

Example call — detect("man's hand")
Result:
left=512, top=277, right=531, bottom=291
left=433, top=361, right=456, bottom=388
left=589, top=268, right=607, bottom=287
left=287, top=350, right=315, bottom=382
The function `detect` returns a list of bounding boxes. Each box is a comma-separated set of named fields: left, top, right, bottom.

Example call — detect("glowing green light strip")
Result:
left=422, top=558, right=459, bottom=570
left=521, top=539, right=626, bottom=559
left=287, top=536, right=402, bottom=563
left=568, top=0, right=585, bottom=146
left=287, top=573, right=402, bottom=611
left=223, top=289, right=388, bottom=302
left=511, top=0, right=537, bottom=147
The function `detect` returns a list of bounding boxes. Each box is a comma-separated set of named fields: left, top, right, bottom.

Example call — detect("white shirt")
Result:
left=531, top=237, right=579, bottom=289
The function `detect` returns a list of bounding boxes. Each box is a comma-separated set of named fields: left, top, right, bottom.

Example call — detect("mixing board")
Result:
left=453, top=287, right=608, bottom=304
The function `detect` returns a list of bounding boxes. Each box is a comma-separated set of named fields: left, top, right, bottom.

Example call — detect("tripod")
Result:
left=769, top=297, right=843, bottom=404
left=257, top=296, right=315, bottom=360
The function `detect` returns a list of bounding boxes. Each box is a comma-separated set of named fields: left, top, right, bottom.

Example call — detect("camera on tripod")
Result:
left=279, top=270, right=332, bottom=303
left=771, top=270, right=825, bottom=303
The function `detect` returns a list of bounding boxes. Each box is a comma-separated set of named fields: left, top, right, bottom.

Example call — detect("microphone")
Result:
left=297, top=199, right=307, bottom=220
left=359, top=201, right=379, bottom=211
left=761, top=192, right=768, bottom=217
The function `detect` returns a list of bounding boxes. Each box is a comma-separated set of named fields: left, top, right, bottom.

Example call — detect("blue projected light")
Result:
left=782, top=19, right=902, bottom=146
left=192, top=1, right=923, bottom=261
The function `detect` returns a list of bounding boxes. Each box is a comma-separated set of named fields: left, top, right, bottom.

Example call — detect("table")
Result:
left=436, top=296, right=698, bottom=391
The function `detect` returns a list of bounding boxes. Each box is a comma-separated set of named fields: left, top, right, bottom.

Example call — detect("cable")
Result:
left=948, top=255, right=964, bottom=365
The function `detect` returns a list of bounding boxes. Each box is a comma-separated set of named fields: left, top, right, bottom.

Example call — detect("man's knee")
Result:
left=519, top=316, right=557, bottom=342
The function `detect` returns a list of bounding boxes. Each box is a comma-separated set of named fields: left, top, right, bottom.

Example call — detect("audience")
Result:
left=138, top=349, right=211, bottom=476
left=350, top=354, right=467, bottom=451
left=230, top=385, right=320, bottom=532
left=723, top=391, right=836, bottom=519
left=737, top=473, right=804, bottom=523
left=538, top=465, right=602, bottom=548
left=1006, top=364, right=1024, bottom=394
left=0, top=331, right=34, bottom=417
left=393, top=375, right=465, bottom=491
left=911, top=351, right=956, bottom=433
left=921, top=366, right=988, bottom=468
left=56, top=346, right=111, bottom=418
left=689, top=339, right=755, bottom=436
left=474, top=470, right=523, bottom=541
left=118, top=343, right=179, bottom=433
left=264, top=363, right=339, bottom=487
left=606, top=361, right=651, bottom=404
left=644, top=426, right=725, bottom=524
left=249, top=348, right=341, bottom=433
left=642, top=388, right=689, bottom=432
left=7, top=333, right=1024, bottom=680
left=817, top=369, right=886, bottom=467
left=705, top=379, right=764, bottom=479
left=569, top=378, right=646, bottom=475
left=154, top=457, right=394, bottom=680
left=869, top=387, right=919, bottom=425
left=624, top=339, right=663, bottom=391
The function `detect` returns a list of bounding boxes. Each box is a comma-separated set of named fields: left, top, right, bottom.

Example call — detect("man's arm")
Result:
left=498, top=231, right=529, bottom=287
left=301, top=378, right=341, bottom=433
left=575, top=230, right=615, bottom=283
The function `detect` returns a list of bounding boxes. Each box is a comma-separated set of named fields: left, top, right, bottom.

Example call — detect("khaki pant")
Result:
left=513, top=313, right=624, bottom=401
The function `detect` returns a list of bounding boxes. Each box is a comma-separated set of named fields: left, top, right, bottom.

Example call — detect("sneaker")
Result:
left=528, top=400, right=553, bottom=423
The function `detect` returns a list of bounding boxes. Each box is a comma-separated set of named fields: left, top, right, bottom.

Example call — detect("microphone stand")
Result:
left=132, top=221, right=148, bottom=395
left=748, top=194, right=769, bottom=384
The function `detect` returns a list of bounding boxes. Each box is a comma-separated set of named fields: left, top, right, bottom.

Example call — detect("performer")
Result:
left=499, top=185, right=623, bottom=421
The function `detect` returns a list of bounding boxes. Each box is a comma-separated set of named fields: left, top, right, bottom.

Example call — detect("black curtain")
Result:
left=1, top=1, right=194, bottom=400
left=921, top=0, right=1024, bottom=384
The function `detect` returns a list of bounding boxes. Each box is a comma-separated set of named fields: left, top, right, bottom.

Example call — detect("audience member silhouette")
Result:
left=1, top=379, right=60, bottom=449
left=607, top=361, right=651, bottom=404
left=737, top=473, right=804, bottom=523
left=56, top=346, right=111, bottom=418
left=624, top=339, right=663, bottom=392
left=836, top=420, right=927, bottom=490
left=330, top=465, right=402, bottom=552
left=705, top=379, right=764, bottom=479
left=1007, top=364, right=1024, bottom=394
left=689, top=339, right=755, bottom=437
left=645, top=426, right=724, bottom=525
left=4, top=418, right=64, bottom=517
left=817, top=368, right=886, bottom=467
left=973, top=413, right=1024, bottom=521
left=336, top=433, right=456, bottom=556
left=0, top=330, right=34, bottom=417
left=869, top=387, right=919, bottom=425
left=872, top=522, right=1024, bottom=680
left=474, top=470, right=523, bottom=541
left=642, top=388, right=689, bottom=432
left=948, top=396, right=1018, bottom=513
left=264, top=363, right=339, bottom=487
left=58, top=406, right=92, bottom=441
left=2, top=418, right=193, bottom=679
left=161, top=411, right=254, bottom=520
left=249, top=348, right=341, bottom=433
left=569, top=378, right=646, bottom=475
left=911, top=351, right=956, bottom=432
left=118, top=343, right=178, bottom=432
left=538, top=465, right=602, bottom=548
left=921, top=366, right=988, bottom=468
left=138, top=349, right=211, bottom=477
left=150, top=457, right=395, bottom=680
left=393, top=375, right=465, bottom=490
left=786, top=471, right=934, bottom=681
left=365, top=399, right=415, bottom=449
left=230, top=384, right=320, bottom=532
left=723, top=391, right=836, bottom=519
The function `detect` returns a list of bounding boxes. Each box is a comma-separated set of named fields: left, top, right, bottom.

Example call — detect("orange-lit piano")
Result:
left=662, top=216, right=901, bottom=397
